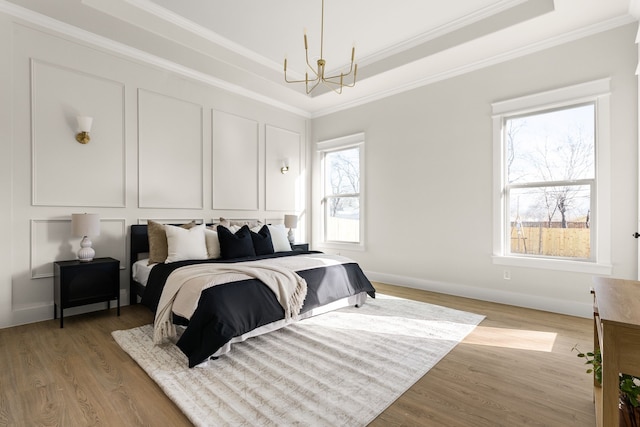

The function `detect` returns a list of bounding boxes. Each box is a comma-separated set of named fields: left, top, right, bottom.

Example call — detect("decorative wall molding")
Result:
left=0, top=0, right=309, bottom=118
left=138, top=89, right=204, bottom=209
left=211, top=110, right=259, bottom=211
left=30, top=219, right=72, bottom=279
left=30, top=59, right=126, bottom=207
left=30, top=218, right=126, bottom=279
left=137, top=218, right=206, bottom=225
left=265, top=125, right=301, bottom=212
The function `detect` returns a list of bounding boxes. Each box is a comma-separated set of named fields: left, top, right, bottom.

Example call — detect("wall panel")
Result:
left=30, top=218, right=126, bottom=279
left=265, top=125, right=300, bottom=212
left=138, top=89, right=204, bottom=209
left=4, top=22, right=307, bottom=328
left=31, top=60, right=125, bottom=207
left=212, top=110, right=259, bottom=210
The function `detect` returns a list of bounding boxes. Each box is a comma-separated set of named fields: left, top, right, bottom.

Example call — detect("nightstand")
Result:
left=291, top=243, right=309, bottom=251
left=53, top=257, right=120, bottom=328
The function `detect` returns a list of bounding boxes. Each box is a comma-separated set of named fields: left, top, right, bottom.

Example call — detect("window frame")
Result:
left=492, top=79, right=612, bottom=274
left=317, top=132, right=365, bottom=251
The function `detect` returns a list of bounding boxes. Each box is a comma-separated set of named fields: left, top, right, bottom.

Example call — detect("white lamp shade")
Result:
left=71, top=213, right=100, bottom=237
left=284, top=214, right=298, bottom=229
left=76, top=116, right=93, bottom=132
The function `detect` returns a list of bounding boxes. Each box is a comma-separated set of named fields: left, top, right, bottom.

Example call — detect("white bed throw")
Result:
left=153, top=261, right=308, bottom=344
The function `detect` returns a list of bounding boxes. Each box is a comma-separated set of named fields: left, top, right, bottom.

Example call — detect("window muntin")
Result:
left=504, top=103, right=595, bottom=260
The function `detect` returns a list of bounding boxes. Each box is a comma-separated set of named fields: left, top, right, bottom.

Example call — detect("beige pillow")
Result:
left=219, top=217, right=263, bottom=229
left=147, top=220, right=196, bottom=264
left=204, top=227, right=222, bottom=259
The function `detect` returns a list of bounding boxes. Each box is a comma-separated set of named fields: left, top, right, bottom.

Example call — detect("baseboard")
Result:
left=3, top=288, right=131, bottom=329
left=365, top=270, right=592, bottom=318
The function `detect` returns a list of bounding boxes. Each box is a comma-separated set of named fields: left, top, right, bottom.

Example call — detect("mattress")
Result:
left=132, top=259, right=153, bottom=287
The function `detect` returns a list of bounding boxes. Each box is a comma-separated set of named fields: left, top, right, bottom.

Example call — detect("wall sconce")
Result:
left=75, top=116, right=93, bottom=144
left=280, top=159, right=290, bottom=174
left=284, top=214, right=298, bottom=244
left=71, top=213, right=100, bottom=262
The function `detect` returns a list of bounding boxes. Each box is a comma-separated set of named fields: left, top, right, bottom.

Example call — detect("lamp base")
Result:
left=288, top=228, right=295, bottom=245
left=77, top=236, right=95, bottom=262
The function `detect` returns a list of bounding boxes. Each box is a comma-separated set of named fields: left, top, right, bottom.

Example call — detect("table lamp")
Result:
left=71, top=213, right=100, bottom=262
left=284, top=214, right=298, bottom=245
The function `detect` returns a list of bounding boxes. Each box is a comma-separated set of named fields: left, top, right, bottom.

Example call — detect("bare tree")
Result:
left=506, top=120, right=527, bottom=183
left=327, top=151, right=359, bottom=216
left=517, top=121, right=593, bottom=228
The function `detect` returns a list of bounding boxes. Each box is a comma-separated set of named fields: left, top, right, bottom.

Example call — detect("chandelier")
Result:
left=283, top=0, right=357, bottom=95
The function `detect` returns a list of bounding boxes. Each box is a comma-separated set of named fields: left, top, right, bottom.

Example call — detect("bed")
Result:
left=129, top=221, right=376, bottom=367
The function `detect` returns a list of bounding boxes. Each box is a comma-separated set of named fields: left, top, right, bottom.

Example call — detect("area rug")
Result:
left=112, top=294, right=484, bottom=426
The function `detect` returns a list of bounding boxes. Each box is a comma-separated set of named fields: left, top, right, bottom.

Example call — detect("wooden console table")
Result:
left=592, top=277, right=640, bottom=426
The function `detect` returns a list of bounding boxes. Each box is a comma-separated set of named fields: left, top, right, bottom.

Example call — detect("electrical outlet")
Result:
left=503, top=270, right=511, bottom=280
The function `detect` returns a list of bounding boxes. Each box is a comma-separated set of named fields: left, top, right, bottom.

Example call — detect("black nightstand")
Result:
left=291, top=243, right=309, bottom=251
left=53, top=257, right=120, bottom=328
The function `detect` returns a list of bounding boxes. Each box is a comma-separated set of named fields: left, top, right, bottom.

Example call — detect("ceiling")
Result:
left=3, top=0, right=638, bottom=117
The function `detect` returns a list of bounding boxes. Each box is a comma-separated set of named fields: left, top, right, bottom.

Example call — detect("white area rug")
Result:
left=112, top=294, right=484, bottom=427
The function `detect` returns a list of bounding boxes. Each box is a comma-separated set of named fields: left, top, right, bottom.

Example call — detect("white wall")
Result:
left=0, top=15, right=308, bottom=328
left=311, top=24, right=639, bottom=318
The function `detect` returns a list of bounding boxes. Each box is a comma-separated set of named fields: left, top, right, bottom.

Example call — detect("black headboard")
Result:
left=130, top=225, right=150, bottom=264
left=129, top=224, right=150, bottom=305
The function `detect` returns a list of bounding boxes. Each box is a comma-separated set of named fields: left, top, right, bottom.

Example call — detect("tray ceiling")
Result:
left=3, top=0, right=636, bottom=116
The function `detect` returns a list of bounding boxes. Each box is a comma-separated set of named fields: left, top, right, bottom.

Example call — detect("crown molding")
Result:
left=0, top=0, right=635, bottom=119
left=311, top=14, right=636, bottom=118
left=125, top=0, right=530, bottom=80
left=123, top=0, right=282, bottom=73
left=358, top=0, right=530, bottom=68
left=0, top=0, right=311, bottom=118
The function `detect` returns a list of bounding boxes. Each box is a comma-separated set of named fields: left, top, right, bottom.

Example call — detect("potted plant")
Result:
left=573, top=345, right=640, bottom=426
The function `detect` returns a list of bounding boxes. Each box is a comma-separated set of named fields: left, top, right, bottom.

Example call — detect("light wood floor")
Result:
left=0, top=283, right=595, bottom=426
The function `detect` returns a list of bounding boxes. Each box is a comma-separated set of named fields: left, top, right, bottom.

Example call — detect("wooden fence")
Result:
left=510, top=223, right=590, bottom=258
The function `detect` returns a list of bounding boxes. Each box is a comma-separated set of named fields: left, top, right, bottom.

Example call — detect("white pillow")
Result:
left=204, top=228, right=221, bottom=259
left=267, top=224, right=292, bottom=252
left=165, top=224, right=208, bottom=263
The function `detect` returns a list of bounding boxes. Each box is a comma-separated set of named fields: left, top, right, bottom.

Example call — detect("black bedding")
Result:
left=141, top=251, right=376, bottom=367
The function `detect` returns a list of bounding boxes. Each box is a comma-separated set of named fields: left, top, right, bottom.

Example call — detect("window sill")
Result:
left=492, top=255, right=612, bottom=275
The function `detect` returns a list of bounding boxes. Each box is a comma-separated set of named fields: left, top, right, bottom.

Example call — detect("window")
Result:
left=318, top=133, right=364, bottom=249
left=506, top=104, right=594, bottom=259
left=492, top=80, right=611, bottom=274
